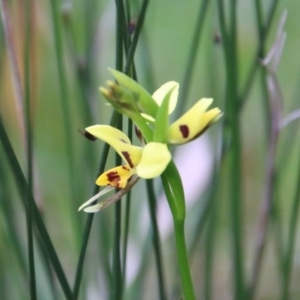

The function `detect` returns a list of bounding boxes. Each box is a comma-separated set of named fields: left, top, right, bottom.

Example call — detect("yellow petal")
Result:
left=85, top=125, right=143, bottom=168
left=152, top=81, right=179, bottom=115
left=86, top=124, right=131, bottom=143
left=136, top=143, right=171, bottom=179
left=96, top=165, right=134, bottom=188
left=168, top=98, right=222, bottom=144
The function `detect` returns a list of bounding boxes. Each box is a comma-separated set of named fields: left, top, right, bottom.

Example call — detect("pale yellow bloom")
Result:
left=85, top=125, right=171, bottom=188
left=143, top=83, right=222, bottom=144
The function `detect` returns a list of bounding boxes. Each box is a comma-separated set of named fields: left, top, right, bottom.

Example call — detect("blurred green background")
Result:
left=1, top=0, right=300, bottom=299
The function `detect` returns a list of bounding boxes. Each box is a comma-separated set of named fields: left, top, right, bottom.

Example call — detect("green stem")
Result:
left=112, top=0, right=124, bottom=298
left=112, top=201, right=123, bottom=300
left=161, top=161, right=185, bottom=221
left=72, top=111, right=119, bottom=299
left=177, top=0, right=210, bottom=116
left=122, top=119, right=133, bottom=287
left=24, top=0, right=36, bottom=298
left=239, top=0, right=280, bottom=107
left=0, top=160, right=27, bottom=275
left=161, top=161, right=195, bottom=300
left=0, top=116, right=73, bottom=300
left=122, top=189, right=131, bottom=280
left=217, top=0, right=245, bottom=298
left=146, top=179, right=167, bottom=300
left=281, top=145, right=300, bottom=300
left=173, top=220, right=195, bottom=300
left=49, top=0, right=80, bottom=241
left=228, top=3, right=245, bottom=297
left=204, top=212, right=216, bottom=300
left=124, top=0, right=149, bottom=74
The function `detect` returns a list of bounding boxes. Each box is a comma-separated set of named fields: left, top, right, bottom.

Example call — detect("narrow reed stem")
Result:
left=112, top=0, right=125, bottom=298
left=112, top=200, right=123, bottom=300
left=282, top=145, right=300, bottom=299
left=247, top=74, right=280, bottom=300
left=49, top=0, right=81, bottom=248
left=24, top=0, right=36, bottom=298
left=72, top=112, right=119, bottom=299
left=204, top=209, right=216, bottom=300
left=146, top=179, right=167, bottom=300
left=0, top=116, right=73, bottom=300
left=124, top=0, right=149, bottom=74
left=177, top=0, right=210, bottom=115
left=217, top=0, right=245, bottom=298
left=122, top=119, right=133, bottom=288
left=239, top=0, right=280, bottom=107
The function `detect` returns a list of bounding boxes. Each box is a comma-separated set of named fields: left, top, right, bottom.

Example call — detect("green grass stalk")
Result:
left=146, top=179, right=167, bottom=300
left=121, top=119, right=133, bottom=289
left=239, top=0, right=280, bottom=107
left=204, top=210, right=217, bottom=300
left=124, top=0, right=149, bottom=74
left=112, top=0, right=125, bottom=298
left=217, top=0, right=245, bottom=298
left=112, top=117, right=123, bottom=300
left=0, top=160, right=27, bottom=275
left=177, top=0, right=210, bottom=116
left=112, top=200, right=123, bottom=300
left=49, top=0, right=80, bottom=239
left=281, top=148, right=300, bottom=299
left=72, top=111, right=120, bottom=299
left=0, top=116, right=73, bottom=300
left=24, top=0, right=36, bottom=297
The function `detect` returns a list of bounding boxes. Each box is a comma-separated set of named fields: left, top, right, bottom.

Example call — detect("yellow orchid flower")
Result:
left=100, top=70, right=222, bottom=146
left=85, top=125, right=171, bottom=189
left=140, top=81, right=179, bottom=121
left=144, top=82, right=222, bottom=145
left=168, top=98, right=222, bottom=144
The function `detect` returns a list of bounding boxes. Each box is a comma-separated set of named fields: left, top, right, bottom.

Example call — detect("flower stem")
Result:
left=161, top=161, right=195, bottom=300
left=173, top=220, right=195, bottom=300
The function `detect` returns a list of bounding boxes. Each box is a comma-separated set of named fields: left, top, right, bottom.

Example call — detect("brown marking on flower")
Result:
left=107, top=171, right=120, bottom=185
left=78, top=129, right=97, bottom=141
left=120, top=139, right=128, bottom=143
left=121, top=165, right=130, bottom=171
left=179, top=125, right=189, bottom=138
left=122, top=151, right=134, bottom=168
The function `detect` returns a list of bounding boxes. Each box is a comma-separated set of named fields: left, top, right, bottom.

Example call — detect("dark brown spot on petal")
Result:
left=107, top=171, right=121, bottom=188
left=120, top=139, right=128, bottom=143
left=79, top=129, right=97, bottom=141
left=122, top=151, right=134, bottom=168
left=121, top=166, right=130, bottom=171
left=179, top=125, right=189, bottom=138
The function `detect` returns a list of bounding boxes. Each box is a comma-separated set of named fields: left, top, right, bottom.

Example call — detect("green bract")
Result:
left=109, top=68, right=159, bottom=118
